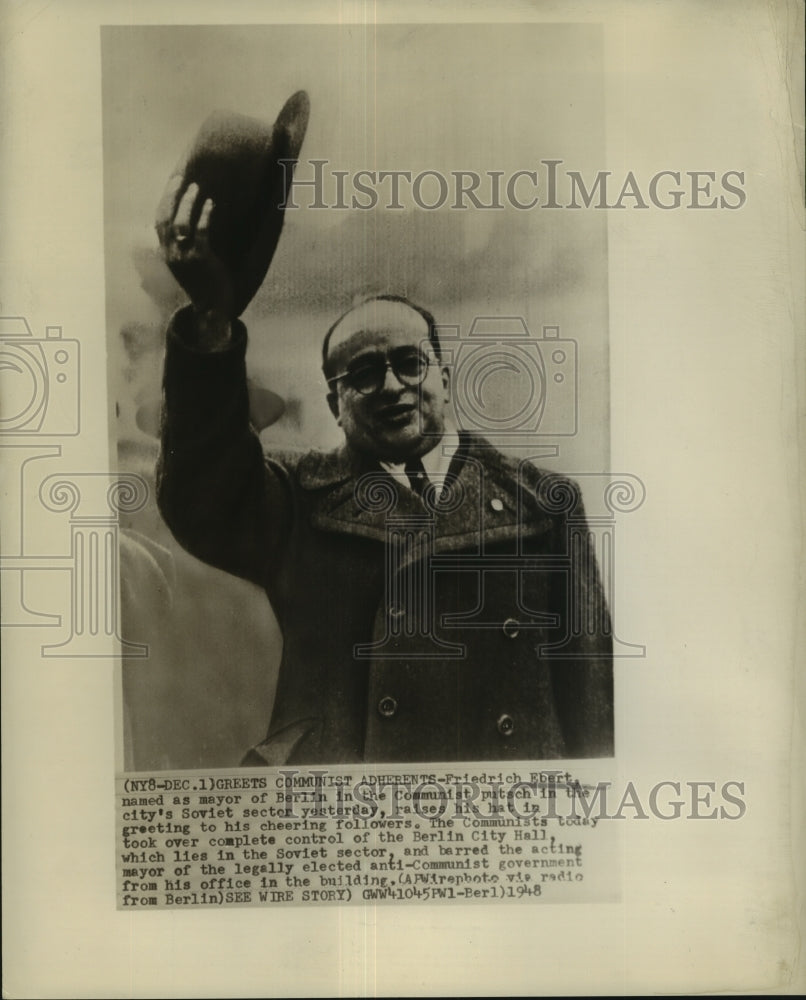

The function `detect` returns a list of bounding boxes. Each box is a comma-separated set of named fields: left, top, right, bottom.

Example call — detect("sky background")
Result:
left=102, top=23, right=608, bottom=469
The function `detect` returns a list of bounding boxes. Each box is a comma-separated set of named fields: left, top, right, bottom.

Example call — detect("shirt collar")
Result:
left=379, top=422, right=461, bottom=493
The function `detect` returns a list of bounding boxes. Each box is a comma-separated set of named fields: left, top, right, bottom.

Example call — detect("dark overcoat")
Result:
left=158, top=308, right=614, bottom=765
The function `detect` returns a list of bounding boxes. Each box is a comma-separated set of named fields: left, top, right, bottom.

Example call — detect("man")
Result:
left=155, top=118, right=613, bottom=766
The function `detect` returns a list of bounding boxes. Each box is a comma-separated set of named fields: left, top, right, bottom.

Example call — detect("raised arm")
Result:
left=153, top=96, right=309, bottom=587
left=157, top=305, right=289, bottom=588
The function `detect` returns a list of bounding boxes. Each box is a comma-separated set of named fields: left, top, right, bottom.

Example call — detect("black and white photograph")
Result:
left=105, top=23, right=619, bottom=771
left=2, top=1, right=803, bottom=996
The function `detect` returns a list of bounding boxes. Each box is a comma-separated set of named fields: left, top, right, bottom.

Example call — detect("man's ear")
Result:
left=326, top=391, right=341, bottom=425
left=441, top=364, right=451, bottom=403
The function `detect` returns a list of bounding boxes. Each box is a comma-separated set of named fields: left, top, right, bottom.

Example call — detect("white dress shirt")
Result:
left=380, top=423, right=461, bottom=498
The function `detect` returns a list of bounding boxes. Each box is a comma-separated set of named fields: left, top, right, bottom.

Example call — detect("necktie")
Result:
left=405, top=457, right=429, bottom=497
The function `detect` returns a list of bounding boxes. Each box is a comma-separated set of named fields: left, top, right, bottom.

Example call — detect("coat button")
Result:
left=497, top=714, right=515, bottom=736
left=490, top=497, right=504, bottom=512
left=378, top=696, right=398, bottom=718
left=502, top=617, right=520, bottom=638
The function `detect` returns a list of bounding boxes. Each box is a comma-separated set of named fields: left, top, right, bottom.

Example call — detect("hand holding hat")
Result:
left=156, top=91, right=310, bottom=326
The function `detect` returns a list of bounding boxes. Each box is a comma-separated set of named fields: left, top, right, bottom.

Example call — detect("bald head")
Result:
left=320, top=294, right=451, bottom=462
left=322, top=295, right=440, bottom=379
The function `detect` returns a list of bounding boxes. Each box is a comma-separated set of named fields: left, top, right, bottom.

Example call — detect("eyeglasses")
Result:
left=326, top=348, right=433, bottom=396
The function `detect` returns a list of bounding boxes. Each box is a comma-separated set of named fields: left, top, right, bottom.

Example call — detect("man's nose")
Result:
left=379, top=362, right=406, bottom=393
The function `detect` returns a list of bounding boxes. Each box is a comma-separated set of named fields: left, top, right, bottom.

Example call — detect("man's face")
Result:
left=325, top=300, right=451, bottom=463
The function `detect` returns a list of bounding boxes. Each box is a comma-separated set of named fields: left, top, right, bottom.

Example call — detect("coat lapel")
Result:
left=296, top=432, right=553, bottom=550
left=298, top=446, right=415, bottom=541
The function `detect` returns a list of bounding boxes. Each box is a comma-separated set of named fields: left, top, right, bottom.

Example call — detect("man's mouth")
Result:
left=375, top=402, right=416, bottom=426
